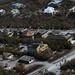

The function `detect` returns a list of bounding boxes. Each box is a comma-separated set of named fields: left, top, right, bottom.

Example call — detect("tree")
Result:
left=13, top=63, right=25, bottom=73
left=44, top=71, right=56, bottom=75
left=37, top=70, right=56, bottom=75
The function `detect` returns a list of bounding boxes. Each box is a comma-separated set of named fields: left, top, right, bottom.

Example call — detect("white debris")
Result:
left=44, top=7, right=55, bottom=14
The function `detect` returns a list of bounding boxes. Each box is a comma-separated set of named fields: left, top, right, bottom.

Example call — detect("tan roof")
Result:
left=24, top=30, right=37, bottom=36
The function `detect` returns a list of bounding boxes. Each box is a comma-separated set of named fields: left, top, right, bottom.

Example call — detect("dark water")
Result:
left=0, top=0, right=3, bottom=2
left=0, top=0, right=6, bottom=2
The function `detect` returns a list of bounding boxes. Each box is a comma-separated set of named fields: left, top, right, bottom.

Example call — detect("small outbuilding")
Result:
left=18, top=55, right=34, bottom=64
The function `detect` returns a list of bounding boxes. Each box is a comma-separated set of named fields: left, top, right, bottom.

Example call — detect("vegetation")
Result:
left=43, top=72, right=56, bottom=75
left=37, top=70, right=56, bottom=75
left=34, top=38, right=72, bottom=51
left=13, top=63, right=25, bottom=73
left=60, top=59, right=75, bottom=71
left=14, top=64, right=43, bottom=75
left=0, top=64, right=42, bottom=75
left=34, top=49, right=52, bottom=60
left=0, top=0, right=75, bottom=29
left=0, top=66, right=16, bottom=75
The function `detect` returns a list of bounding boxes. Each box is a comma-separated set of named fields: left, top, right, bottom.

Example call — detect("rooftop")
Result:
left=38, top=29, right=48, bottom=35
left=19, top=55, right=34, bottom=61
left=24, top=30, right=37, bottom=36
left=12, top=2, right=24, bottom=7
left=28, top=43, right=40, bottom=49
left=48, top=0, right=62, bottom=5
